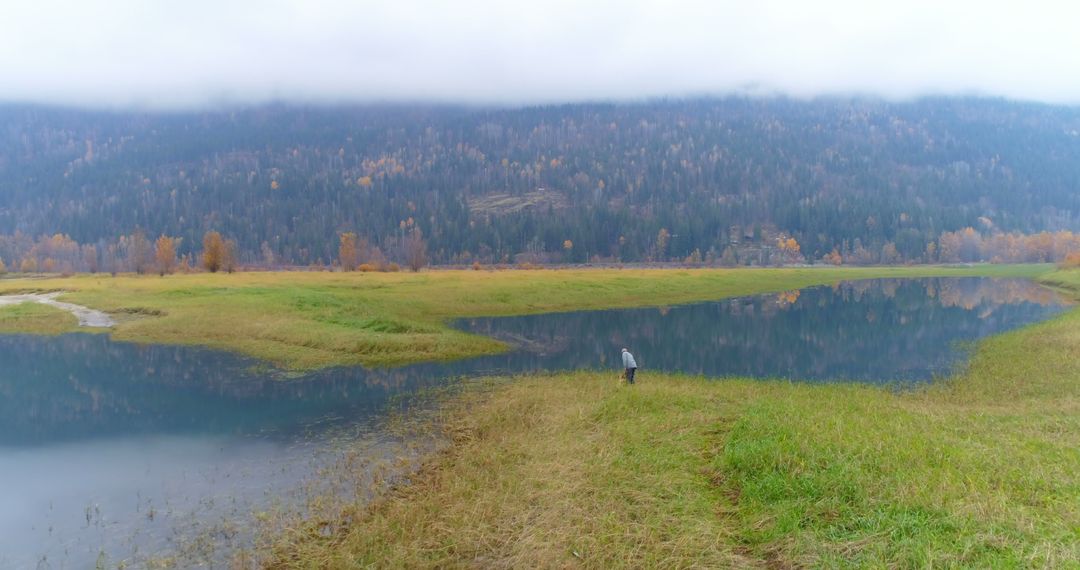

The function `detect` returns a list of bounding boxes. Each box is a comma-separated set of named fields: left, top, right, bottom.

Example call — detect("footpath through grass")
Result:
left=268, top=269, right=1080, bottom=568
left=0, top=264, right=1049, bottom=370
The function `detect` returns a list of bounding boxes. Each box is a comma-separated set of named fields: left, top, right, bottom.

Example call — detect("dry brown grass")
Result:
left=266, top=374, right=767, bottom=569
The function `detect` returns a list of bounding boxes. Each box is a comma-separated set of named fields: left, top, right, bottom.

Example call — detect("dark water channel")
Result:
left=0, top=277, right=1068, bottom=567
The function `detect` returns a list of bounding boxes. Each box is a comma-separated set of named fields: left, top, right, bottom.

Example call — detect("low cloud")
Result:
left=2, top=0, right=1079, bottom=108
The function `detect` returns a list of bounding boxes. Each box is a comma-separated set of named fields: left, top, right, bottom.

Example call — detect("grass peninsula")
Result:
left=268, top=269, right=1080, bottom=568
left=0, top=264, right=1052, bottom=370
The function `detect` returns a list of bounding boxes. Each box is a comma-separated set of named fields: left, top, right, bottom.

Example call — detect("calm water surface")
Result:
left=0, top=277, right=1068, bottom=567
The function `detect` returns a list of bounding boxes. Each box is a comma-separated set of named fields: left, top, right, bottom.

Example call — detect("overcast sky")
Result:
left=2, top=0, right=1079, bottom=109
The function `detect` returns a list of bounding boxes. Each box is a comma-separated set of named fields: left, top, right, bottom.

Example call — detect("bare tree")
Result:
left=404, top=227, right=428, bottom=272
left=261, top=241, right=275, bottom=269
left=222, top=239, right=238, bottom=273
left=82, top=244, right=99, bottom=273
left=129, top=228, right=153, bottom=274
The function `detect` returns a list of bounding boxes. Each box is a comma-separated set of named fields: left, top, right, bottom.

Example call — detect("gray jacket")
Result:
left=622, top=351, right=637, bottom=369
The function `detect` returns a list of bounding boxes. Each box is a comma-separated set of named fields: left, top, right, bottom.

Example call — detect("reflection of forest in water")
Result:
left=0, top=278, right=1067, bottom=446
left=460, top=277, right=1069, bottom=381
left=0, top=334, right=455, bottom=445
left=833, top=276, right=1065, bottom=310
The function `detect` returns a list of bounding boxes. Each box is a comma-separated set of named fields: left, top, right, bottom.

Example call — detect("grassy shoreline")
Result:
left=0, top=302, right=80, bottom=335
left=0, top=264, right=1052, bottom=370
left=268, top=270, right=1080, bottom=568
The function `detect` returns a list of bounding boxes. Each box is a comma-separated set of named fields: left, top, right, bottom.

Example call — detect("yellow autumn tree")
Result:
left=777, top=236, right=802, bottom=264
left=777, top=237, right=800, bottom=255
left=339, top=232, right=359, bottom=271
left=202, top=231, right=225, bottom=273
left=155, top=235, right=179, bottom=276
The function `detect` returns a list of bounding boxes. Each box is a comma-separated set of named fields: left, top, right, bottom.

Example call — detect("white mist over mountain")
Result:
left=2, top=0, right=1079, bottom=108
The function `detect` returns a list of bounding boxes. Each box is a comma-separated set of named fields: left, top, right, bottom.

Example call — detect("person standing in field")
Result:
left=621, top=348, right=638, bottom=384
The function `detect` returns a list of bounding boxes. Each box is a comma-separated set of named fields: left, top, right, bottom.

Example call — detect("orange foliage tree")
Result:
left=339, top=232, right=359, bottom=271
left=154, top=235, right=179, bottom=276
left=1060, top=251, right=1080, bottom=269
left=776, top=236, right=802, bottom=264
left=936, top=228, right=1080, bottom=263
left=202, top=231, right=225, bottom=273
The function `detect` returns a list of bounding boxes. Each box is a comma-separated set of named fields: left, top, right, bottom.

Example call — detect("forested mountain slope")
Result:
left=2, top=97, right=1079, bottom=265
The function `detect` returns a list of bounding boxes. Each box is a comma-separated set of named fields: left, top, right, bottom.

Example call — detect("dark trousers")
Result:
left=625, top=367, right=636, bottom=384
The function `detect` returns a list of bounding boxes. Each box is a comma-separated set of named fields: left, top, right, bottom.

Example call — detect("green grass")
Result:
left=0, top=302, right=80, bottom=335
left=265, top=269, right=1080, bottom=568
left=0, top=264, right=1051, bottom=370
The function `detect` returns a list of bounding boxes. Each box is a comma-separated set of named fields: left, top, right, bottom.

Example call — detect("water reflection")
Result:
left=458, top=277, right=1069, bottom=382
left=0, top=278, right=1069, bottom=447
left=0, top=334, right=447, bottom=446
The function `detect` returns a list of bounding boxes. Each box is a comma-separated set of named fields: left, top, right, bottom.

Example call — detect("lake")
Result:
left=0, top=277, right=1068, bottom=566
